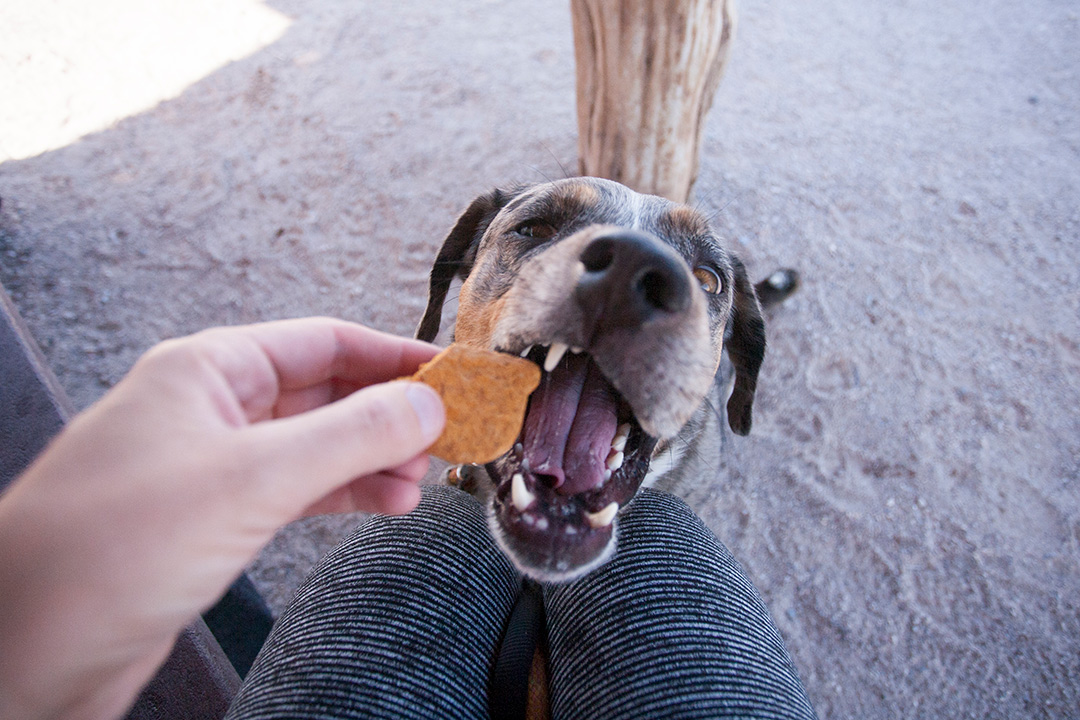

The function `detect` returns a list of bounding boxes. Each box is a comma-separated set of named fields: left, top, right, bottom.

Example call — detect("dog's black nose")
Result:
left=576, top=230, right=692, bottom=332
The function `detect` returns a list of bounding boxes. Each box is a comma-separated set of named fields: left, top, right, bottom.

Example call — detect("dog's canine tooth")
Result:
left=543, top=342, right=569, bottom=372
left=446, top=465, right=463, bottom=486
left=606, top=450, right=625, bottom=471
left=520, top=345, right=534, bottom=358
left=586, top=502, right=619, bottom=528
left=511, top=473, right=535, bottom=511
left=612, top=423, right=631, bottom=453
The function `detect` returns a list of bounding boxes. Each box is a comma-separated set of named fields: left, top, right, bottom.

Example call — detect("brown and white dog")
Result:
left=417, top=177, right=796, bottom=583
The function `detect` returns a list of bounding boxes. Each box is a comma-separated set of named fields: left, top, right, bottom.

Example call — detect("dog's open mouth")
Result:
left=486, top=343, right=657, bottom=581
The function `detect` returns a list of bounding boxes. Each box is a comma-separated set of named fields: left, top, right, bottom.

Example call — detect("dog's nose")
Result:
left=576, top=230, right=692, bottom=331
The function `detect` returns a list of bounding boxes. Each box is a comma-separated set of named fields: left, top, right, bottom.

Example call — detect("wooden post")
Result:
left=571, top=0, right=736, bottom=203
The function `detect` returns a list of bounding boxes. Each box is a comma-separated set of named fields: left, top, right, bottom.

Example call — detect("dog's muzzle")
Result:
left=483, top=230, right=714, bottom=582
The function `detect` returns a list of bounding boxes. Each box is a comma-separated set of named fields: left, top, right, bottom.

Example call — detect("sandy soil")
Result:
left=2, top=0, right=1078, bottom=717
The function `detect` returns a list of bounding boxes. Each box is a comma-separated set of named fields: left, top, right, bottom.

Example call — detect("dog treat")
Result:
left=411, top=343, right=541, bottom=464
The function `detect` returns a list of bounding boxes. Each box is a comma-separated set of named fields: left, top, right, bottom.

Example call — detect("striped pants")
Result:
left=226, top=485, right=816, bottom=719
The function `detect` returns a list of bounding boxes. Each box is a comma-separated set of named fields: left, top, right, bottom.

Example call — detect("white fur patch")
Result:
left=642, top=441, right=688, bottom=489
left=628, top=187, right=645, bottom=231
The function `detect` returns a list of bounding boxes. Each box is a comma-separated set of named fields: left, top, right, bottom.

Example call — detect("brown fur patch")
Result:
left=664, top=204, right=709, bottom=236
left=565, top=180, right=601, bottom=208
left=453, top=281, right=507, bottom=348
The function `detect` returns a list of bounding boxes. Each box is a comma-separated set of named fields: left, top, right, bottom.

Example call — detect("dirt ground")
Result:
left=2, top=0, right=1078, bottom=717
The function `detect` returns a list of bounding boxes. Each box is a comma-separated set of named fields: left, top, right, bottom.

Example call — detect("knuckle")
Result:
left=138, top=334, right=215, bottom=376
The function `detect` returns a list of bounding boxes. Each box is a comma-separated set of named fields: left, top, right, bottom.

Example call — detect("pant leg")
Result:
left=543, top=489, right=816, bottom=720
left=226, top=485, right=522, bottom=720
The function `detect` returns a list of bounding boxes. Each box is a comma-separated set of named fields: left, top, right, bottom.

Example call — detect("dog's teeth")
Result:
left=606, top=450, right=625, bottom=472
left=543, top=342, right=569, bottom=372
left=611, top=423, right=631, bottom=453
left=511, top=473, right=535, bottom=512
left=571, top=346, right=583, bottom=354
left=446, top=465, right=463, bottom=486
left=604, top=469, right=612, bottom=482
left=586, top=502, right=619, bottom=528
left=520, top=345, right=534, bottom=358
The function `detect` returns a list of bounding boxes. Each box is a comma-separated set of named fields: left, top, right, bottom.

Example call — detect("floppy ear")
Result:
left=416, top=189, right=511, bottom=342
left=725, top=257, right=767, bottom=435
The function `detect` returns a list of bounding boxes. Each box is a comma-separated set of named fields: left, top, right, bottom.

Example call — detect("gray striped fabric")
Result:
left=225, top=485, right=521, bottom=719
left=227, top=485, right=816, bottom=719
left=544, top=489, right=816, bottom=719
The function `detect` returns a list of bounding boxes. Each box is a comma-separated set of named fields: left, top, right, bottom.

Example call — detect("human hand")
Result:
left=0, top=318, right=446, bottom=719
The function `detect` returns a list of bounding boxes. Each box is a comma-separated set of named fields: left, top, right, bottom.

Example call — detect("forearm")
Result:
left=0, top=435, right=182, bottom=720
left=0, top=485, right=163, bottom=720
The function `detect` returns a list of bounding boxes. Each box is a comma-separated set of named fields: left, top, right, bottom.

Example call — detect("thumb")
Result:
left=244, top=381, right=445, bottom=510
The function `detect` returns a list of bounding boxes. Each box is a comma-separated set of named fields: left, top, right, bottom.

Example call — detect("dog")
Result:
left=417, top=176, right=797, bottom=584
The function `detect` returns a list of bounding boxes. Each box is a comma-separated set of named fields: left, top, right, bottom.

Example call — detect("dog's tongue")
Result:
left=522, top=352, right=619, bottom=494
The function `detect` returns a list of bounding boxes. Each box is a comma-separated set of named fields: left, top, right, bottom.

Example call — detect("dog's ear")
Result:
left=725, top=257, right=767, bottom=435
left=416, top=189, right=511, bottom=342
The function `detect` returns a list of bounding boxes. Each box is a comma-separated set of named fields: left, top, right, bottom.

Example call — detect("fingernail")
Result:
left=405, top=383, right=445, bottom=443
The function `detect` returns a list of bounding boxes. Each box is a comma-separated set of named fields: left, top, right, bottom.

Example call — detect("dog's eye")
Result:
left=693, top=266, right=723, bottom=294
left=515, top=221, right=558, bottom=240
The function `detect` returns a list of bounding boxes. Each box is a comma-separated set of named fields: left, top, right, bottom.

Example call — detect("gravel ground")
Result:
left=2, top=0, right=1078, bottom=717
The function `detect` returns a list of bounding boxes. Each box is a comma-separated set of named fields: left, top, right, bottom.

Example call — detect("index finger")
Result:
left=190, top=318, right=440, bottom=422
left=238, top=317, right=440, bottom=389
